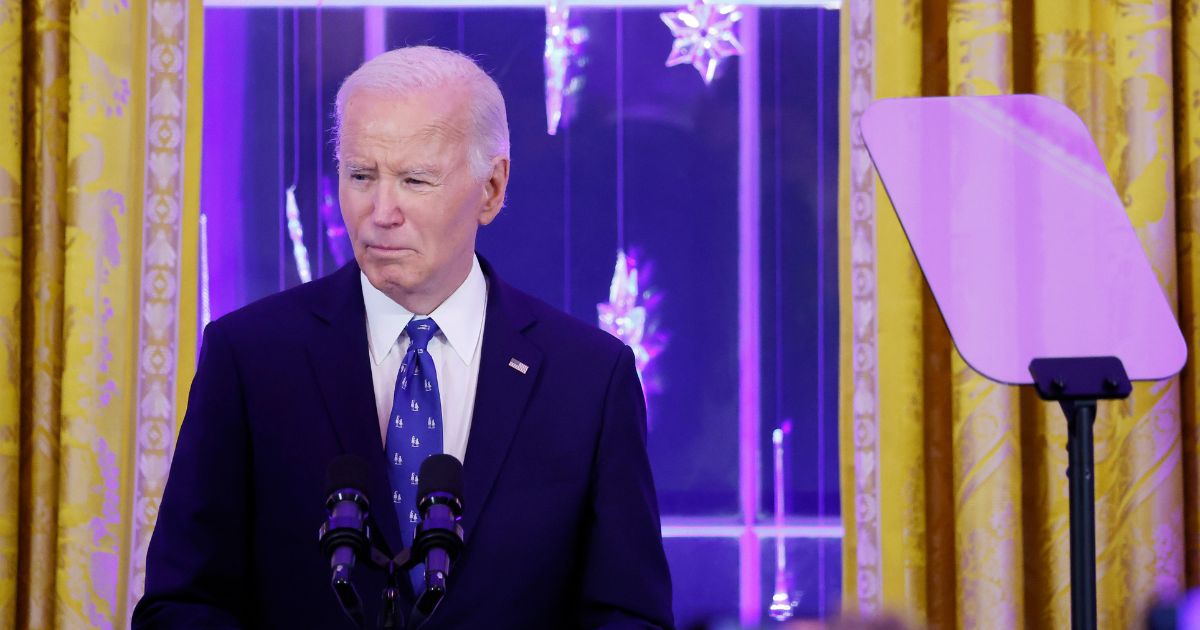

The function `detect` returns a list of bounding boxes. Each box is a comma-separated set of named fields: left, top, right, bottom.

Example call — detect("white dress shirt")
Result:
left=361, top=255, right=487, bottom=463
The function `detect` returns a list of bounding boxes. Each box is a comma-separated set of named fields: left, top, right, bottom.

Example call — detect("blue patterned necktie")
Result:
left=385, top=318, right=444, bottom=559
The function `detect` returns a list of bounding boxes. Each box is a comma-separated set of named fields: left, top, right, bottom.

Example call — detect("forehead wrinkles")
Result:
left=342, top=83, right=471, bottom=137
left=343, top=119, right=467, bottom=165
left=414, top=119, right=466, bottom=144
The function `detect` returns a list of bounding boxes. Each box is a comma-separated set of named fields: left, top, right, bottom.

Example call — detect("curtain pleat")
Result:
left=17, top=2, right=69, bottom=627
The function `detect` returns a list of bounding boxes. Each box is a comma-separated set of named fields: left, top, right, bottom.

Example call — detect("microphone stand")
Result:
left=360, top=528, right=454, bottom=630
left=369, top=539, right=407, bottom=629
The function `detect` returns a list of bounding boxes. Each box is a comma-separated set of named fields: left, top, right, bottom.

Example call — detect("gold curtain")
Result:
left=839, top=0, right=1200, bottom=628
left=0, top=1, right=202, bottom=628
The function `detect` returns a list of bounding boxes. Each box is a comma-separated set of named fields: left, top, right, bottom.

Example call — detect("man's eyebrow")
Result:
left=401, top=164, right=443, bottom=176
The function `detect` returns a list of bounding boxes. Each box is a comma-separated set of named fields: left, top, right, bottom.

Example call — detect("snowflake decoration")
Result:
left=597, top=250, right=666, bottom=400
left=660, top=0, right=744, bottom=85
left=544, top=0, right=588, bottom=135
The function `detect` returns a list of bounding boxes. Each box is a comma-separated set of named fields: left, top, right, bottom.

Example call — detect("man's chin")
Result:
left=364, top=266, right=427, bottom=295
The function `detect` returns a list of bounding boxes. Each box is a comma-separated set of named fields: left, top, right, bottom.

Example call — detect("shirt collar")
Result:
left=360, top=255, right=487, bottom=366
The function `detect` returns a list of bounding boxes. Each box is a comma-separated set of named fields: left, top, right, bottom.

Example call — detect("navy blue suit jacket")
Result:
left=133, top=258, right=673, bottom=629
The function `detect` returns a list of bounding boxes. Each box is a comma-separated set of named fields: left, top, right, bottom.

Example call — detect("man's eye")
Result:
left=350, top=173, right=372, bottom=182
left=406, top=178, right=430, bottom=186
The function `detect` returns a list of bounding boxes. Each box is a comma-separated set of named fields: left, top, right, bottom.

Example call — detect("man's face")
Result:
left=338, top=86, right=505, bottom=310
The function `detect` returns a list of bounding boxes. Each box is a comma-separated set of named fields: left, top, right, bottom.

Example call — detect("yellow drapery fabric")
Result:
left=0, top=1, right=202, bottom=628
left=839, top=0, right=1200, bottom=628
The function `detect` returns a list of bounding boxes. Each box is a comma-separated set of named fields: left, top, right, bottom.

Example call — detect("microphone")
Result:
left=411, top=454, right=465, bottom=615
left=319, top=454, right=371, bottom=628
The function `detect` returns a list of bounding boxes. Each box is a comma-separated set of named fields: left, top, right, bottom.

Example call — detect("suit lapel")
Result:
left=460, top=259, right=542, bottom=541
left=305, top=263, right=405, bottom=556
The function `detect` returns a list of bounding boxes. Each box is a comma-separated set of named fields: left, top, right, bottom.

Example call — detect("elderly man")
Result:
left=133, top=46, right=673, bottom=629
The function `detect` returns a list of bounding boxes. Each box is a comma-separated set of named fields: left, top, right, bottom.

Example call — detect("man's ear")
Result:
left=478, top=156, right=510, bottom=226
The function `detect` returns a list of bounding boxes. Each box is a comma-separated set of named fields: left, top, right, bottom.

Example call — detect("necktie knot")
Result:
left=406, top=318, right=440, bottom=350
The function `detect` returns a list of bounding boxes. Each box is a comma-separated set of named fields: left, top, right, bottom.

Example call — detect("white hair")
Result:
left=334, top=46, right=510, bottom=180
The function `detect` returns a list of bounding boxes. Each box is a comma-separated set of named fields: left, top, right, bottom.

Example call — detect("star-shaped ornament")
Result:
left=660, top=0, right=744, bottom=85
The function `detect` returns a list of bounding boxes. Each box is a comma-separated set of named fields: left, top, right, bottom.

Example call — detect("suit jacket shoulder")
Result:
left=494, top=278, right=629, bottom=363
left=209, top=261, right=359, bottom=345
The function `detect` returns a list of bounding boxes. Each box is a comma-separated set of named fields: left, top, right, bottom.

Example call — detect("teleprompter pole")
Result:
left=1064, top=399, right=1097, bottom=630
left=1029, top=356, right=1130, bottom=630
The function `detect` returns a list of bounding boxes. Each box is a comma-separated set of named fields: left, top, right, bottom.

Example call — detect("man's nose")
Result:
left=371, top=181, right=405, bottom=226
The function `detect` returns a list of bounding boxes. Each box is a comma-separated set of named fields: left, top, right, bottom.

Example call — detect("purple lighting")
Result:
left=200, top=8, right=249, bottom=321
left=364, top=7, right=385, bottom=60
left=737, top=7, right=760, bottom=626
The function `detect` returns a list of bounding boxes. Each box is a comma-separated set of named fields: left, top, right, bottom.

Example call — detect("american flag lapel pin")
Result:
left=508, top=358, right=529, bottom=374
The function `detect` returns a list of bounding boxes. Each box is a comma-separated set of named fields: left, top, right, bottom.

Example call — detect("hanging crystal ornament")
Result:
left=285, top=185, right=312, bottom=283
left=660, top=0, right=744, bottom=85
left=544, top=0, right=588, bottom=135
left=597, top=250, right=666, bottom=400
